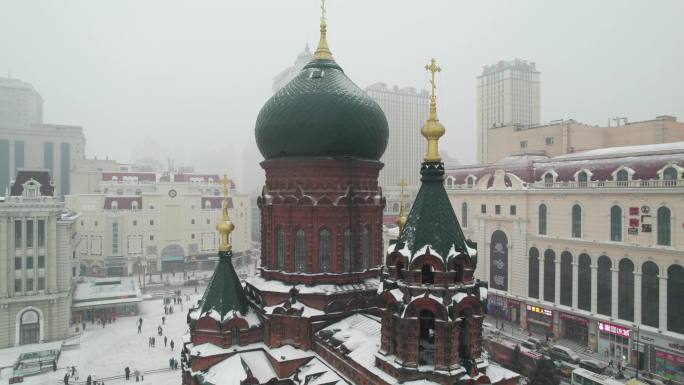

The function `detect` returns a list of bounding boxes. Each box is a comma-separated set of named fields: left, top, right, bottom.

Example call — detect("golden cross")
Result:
left=398, top=178, right=407, bottom=200
left=425, top=58, right=441, bottom=99
left=220, top=174, right=232, bottom=197
left=320, top=0, right=327, bottom=24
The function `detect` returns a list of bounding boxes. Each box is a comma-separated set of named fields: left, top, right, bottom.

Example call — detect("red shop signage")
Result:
left=560, top=312, right=589, bottom=326
left=597, top=321, right=630, bottom=338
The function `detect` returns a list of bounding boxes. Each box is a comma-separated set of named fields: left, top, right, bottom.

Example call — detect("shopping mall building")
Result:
left=445, top=142, right=684, bottom=382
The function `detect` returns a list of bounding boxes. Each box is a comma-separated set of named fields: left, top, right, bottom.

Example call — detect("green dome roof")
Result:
left=255, top=58, right=389, bottom=160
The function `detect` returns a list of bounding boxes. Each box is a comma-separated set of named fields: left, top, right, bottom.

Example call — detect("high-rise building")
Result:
left=477, top=59, right=540, bottom=163
left=366, top=83, right=429, bottom=188
left=0, top=170, right=79, bottom=348
left=0, top=77, right=44, bottom=129
left=271, top=44, right=312, bottom=93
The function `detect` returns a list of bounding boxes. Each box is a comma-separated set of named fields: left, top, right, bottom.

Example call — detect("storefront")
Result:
left=597, top=320, right=631, bottom=364
left=525, top=304, right=553, bottom=336
left=488, top=295, right=522, bottom=325
left=635, top=328, right=684, bottom=383
left=560, top=312, right=589, bottom=345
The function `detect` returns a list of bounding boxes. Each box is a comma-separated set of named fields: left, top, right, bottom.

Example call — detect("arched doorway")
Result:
left=421, top=265, right=434, bottom=285
left=419, top=309, right=435, bottom=365
left=490, top=230, right=508, bottom=291
left=18, top=309, right=40, bottom=345
left=161, top=244, right=185, bottom=273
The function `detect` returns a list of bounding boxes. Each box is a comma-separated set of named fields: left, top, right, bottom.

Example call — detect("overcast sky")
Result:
left=1, top=0, right=683, bottom=175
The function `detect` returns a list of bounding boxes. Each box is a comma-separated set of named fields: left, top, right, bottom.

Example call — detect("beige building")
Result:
left=0, top=170, right=79, bottom=348
left=477, top=59, right=541, bottom=164
left=66, top=172, right=252, bottom=277
left=272, top=44, right=312, bottom=93
left=0, top=76, right=43, bottom=129
left=445, top=142, right=684, bottom=381
left=486, top=115, right=684, bottom=164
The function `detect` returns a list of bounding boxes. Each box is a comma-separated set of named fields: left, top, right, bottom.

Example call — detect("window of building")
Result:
left=206, top=219, right=210, bottom=224
left=150, top=235, right=155, bottom=241
left=191, top=234, right=195, bottom=240
left=319, top=229, right=331, bottom=273
left=343, top=228, right=353, bottom=271
left=111, top=200, right=118, bottom=210
left=520, top=141, right=528, bottom=149
left=37, top=220, right=45, bottom=247
left=15, top=279, right=22, bottom=292
left=616, top=169, right=629, bottom=186
left=667, top=264, right=684, bottom=334
left=294, top=229, right=305, bottom=272
left=597, top=256, right=612, bottom=316
left=38, top=255, right=45, bottom=268
left=495, top=205, right=501, bottom=215
left=14, top=220, right=22, bottom=248
left=528, top=247, right=539, bottom=299
left=94, top=221, right=98, bottom=227
left=26, top=256, right=33, bottom=269
left=577, top=171, right=588, bottom=187
left=26, top=278, right=33, bottom=292
left=72, top=266, right=76, bottom=277
left=467, top=176, right=474, bottom=188
left=204, top=200, right=212, bottom=209
left=150, top=220, right=155, bottom=226
left=191, top=219, right=195, bottom=225
left=15, top=257, right=22, bottom=270
left=461, top=202, right=468, bottom=228
left=560, top=252, right=573, bottom=306
left=149, top=205, right=155, bottom=210
left=38, top=277, right=45, bottom=291
left=571, top=204, right=582, bottom=238
left=544, top=249, right=556, bottom=302
left=133, top=220, right=137, bottom=226
left=112, top=223, right=119, bottom=255
left=510, top=205, right=516, bottom=215
left=657, top=206, right=671, bottom=246
left=610, top=205, right=622, bottom=242
left=618, top=258, right=635, bottom=322
left=642, top=261, right=659, bottom=327
left=361, top=227, right=370, bottom=270
left=663, top=166, right=678, bottom=181
left=276, top=228, right=285, bottom=270
left=481, top=204, right=486, bottom=214
left=578, top=254, right=592, bottom=311
left=544, top=173, right=554, bottom=187
left=538, top=204, right=548, bottom=235
left=545, top=137, right=554, bottom=145
left=26, top=220, right=33, bottom=247
left=131, top=201, right=139, bottom=210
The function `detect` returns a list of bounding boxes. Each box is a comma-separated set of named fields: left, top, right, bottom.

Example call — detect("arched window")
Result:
left=668, top=264, right=684, bottom=333
left=544, top=249, right=556, bottom=302
left=111, top=200, right=118, bottom=210
left=528, top=248, right=539, bottom=299
left=663, top=166, right=678, bottom=182
left=538, top=204, right=547, bottom=235
left=419, top=309, right=436, bottom=365
left=446, top=178, right=453, bottom=188
left=204, top=200, right=212, bottom=209
left=319, top=229, right=331, bottom=273
left=343, top=228, right=352, bottom=272
left=361, top=227, right=370, bottom=270
left=578, top=254, right=592, bottom=311
left=610, top=205, right=622, bottom=242
left=597, top=256, right=612, bottom=316
left=544, top=173, right=554, bottom=187
left=467, top=176, right=474, bottom=188
left=131, top=201, right=139, bottom=210
left=657, top=206, right=671, bottom=246
left=641, top=261, right=659, bottom=327
left=276, top=228, right=285, bottom=270
left=294, top=229, right=305, bottom=272
left=461, top=202, right=468, bottom=228
left=616, top=169, right=629, bottom=186
left=392, top=202, right=399, bottom=212
left=421, top=264, right=434, bottom=285
left=231, top=326, right=240, bottom=345
left=571, top=204, right=582, bottom=238
left=618, top=258, right=634, bottom=321
left=577, top=171, right=588, bottom=187
left=19, top=309, right=40, bottom=345
left=560, top=251, right=573, bottom=306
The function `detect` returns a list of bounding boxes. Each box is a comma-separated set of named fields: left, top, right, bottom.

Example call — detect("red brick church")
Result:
left=181, top=4, right=518, bottom=385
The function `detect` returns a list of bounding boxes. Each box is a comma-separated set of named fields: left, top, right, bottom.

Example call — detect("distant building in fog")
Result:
left=271, top=44, right=312, bottom=93
left=366, top=82, right=429, bottom=188
left=477, top=59, right=541, bottom=163
left=486, top=115, right=684, bottom=164
left=0, top=77, right=44, bottom=129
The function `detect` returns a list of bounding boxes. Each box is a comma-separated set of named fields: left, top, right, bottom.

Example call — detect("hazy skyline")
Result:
left=1, top=0, right=682, bottom=170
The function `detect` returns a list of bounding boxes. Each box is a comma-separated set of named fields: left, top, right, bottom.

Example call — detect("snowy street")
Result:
left=5, top=292, right=202, bottom=384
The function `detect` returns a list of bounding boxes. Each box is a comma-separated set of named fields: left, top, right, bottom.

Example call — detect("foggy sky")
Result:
left=1, top=0, right=683, bottom=173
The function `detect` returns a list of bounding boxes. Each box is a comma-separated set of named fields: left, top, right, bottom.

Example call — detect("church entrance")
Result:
left=419, top=309, right=435, bottom=365
left=19, top=309, right=40, bottom=345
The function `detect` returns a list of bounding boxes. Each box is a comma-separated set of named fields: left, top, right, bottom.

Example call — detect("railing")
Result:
left=444, top=179, right=684, bottom=190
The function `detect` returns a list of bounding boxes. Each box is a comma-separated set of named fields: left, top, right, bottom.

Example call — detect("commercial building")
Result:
left=0, top=170, right=80, bottom=348
left=486, top=115, right=684, bottom=164
left=477, top=59, right=541, bottom=164
left=65, top=171, right=252, bottom=277
left=366, top=83, right=429, bottom=188
left=271, top=44, right=312, bottom=93
left=445, top=142, right=684, bottom=383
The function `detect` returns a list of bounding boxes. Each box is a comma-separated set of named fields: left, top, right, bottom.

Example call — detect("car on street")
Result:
left=549, top=345, right=580, bottom=364
left=579, top=359, right=608, bottom=374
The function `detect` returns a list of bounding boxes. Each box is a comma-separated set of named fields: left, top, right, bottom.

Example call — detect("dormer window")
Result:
left=663, top=166, right=678, bottom=181
left=23, top=181, right=40, bottom=198
left=131, top=201, right=139, bottom=210
left=111, top=200, right=118, bottom=210
left=544, top=173, right=554, bottom=187
left=466, top=176, right=474, bottom=188
left=204, top=200, right=212, bottom=209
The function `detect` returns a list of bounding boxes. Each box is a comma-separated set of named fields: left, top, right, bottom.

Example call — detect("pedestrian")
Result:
left=72, top=366, right=77, bottom=377
left=152, top=336, right=156, bottom=347
left=83, top=322, right=86, bottom=331
left=174, top=359, right=178, bottom=370
left=125, top=366, right=130, bottom=380
left=170, top=340, right=175, bottom=350
left=139, top=317, right=143, bottom=326
left=134, top=368, right=140, bottom=382
left=64, top=373, right=70, bottom=385
left=169, top=357, right=174, bottom=369
left=609, top=359, right=614, bottom=368
left=162, top=316, right=166, bottom=325
left=194, top=285, right=197, bottom=293
left=87, top=374, right=92, bottom=385
left=164, top=305, right=168, bottom=315
left=53, top=359, right=57, bottom=372
left=164, top=336, right=168, bottom=347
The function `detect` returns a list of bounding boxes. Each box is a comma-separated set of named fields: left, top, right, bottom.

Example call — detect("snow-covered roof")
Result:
left=72, top=277, right=141, bottom=302
left=190, top=342, right=314, bottom=362
left=553, top=141, right=684, bottom=160
left=263, top=300, right=325, bottom=317
left=200, top=351, right=277, bottom=385
left=485, top=362, right=519, bottom=383
left=247, top=275, right=380, bottom=295
left=296, top=358, right=346, bottom=385
left=200, top=307, right=261, bottom=327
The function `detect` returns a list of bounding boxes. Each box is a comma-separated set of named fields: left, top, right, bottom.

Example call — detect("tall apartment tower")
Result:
left=0, top=77, right=44, bottom=129
left=366, top=83, right=429, bottom=188
left=271, top=44, right=312, bottom=93
left=477, top=59, right=540, bottom=163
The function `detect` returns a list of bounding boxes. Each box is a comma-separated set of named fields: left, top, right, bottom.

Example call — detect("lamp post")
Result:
left=633, top=323, right=640, bottom=379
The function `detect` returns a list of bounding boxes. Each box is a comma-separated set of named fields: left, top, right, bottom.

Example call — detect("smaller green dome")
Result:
left=255, top=58, right=389, bottom=160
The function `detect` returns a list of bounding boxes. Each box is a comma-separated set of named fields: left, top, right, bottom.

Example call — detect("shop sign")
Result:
left=629, top=207, right=640, bottom=216
left=526, top=304, right=552, bottom=317
left=655, top=350, right=684, bottom=365
left=629, top=218, right=640, bottom=227
left=642, top=224, right=652, bottom=233
left=639, top=331, right=684, bottom=354
left=488, top=294, right=506, bottom=306
left=597, top=321, right=630, bottom=337
left=489, top=231, right=508, bottom=291
left=560, top=312, right=589, bottom=326
left=507, top=298, right=521, bottom=307
left=628, top=228, right=639, bottom=235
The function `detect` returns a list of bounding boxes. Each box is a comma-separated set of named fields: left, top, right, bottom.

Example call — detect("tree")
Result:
left=528, top=359, right=560, bottom=385
left=509, top=344, right=523, bottom=374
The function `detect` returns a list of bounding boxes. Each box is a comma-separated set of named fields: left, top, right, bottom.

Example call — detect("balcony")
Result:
left=531, top=179, right=684, bottom=189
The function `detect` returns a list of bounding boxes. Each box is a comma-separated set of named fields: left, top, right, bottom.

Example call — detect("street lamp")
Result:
left=632, top=324, right=640, bottom=380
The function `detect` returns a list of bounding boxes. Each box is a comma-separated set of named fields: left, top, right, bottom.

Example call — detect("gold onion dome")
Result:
left=217, top=175, right=235, bottom=252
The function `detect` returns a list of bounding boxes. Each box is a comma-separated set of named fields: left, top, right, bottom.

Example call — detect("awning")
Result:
left=72, top=297, right=143, bottom=309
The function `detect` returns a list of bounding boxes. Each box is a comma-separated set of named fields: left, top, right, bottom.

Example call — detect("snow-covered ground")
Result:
left=2, top=292, right=202, bottom=384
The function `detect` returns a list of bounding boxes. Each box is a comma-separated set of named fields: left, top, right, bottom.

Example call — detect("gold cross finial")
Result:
left=313, top=0, right=333, bottom=60
left=396, top=178, right=408, bottom=233
left=421, top=58, right=446, bottom=162
left=425, top=58, right=441, bottom=100
left=220, top=174, right=232, bottom=197
left=217, top=174, right=235, bottom=252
